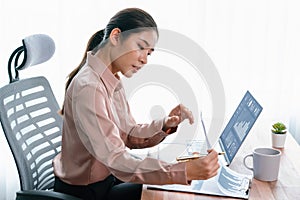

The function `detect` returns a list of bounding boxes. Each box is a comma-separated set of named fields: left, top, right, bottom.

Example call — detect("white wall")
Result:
left=1, top=0, right=300, bottom=199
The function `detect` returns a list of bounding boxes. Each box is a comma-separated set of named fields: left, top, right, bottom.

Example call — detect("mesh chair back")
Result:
left=0, top=76, right=62, bottom=191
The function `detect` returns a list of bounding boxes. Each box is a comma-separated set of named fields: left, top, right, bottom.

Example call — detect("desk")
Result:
left=141, top=120, right=300, bottom=200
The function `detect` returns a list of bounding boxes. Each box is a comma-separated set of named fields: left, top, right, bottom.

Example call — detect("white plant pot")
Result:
left=272, top=133, right=287, bottom=148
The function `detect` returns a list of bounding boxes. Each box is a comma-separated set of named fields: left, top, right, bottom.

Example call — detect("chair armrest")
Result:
left=16, top=190, right=82, bottom=200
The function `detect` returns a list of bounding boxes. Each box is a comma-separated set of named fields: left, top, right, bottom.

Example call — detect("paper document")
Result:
left=146, top=164, right=252, bottom=199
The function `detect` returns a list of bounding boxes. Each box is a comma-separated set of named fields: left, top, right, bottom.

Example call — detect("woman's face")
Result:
left=111, top=30, right=157, bottom=78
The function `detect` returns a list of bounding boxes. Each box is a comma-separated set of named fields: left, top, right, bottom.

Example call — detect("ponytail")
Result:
left=61, top=29, right=104, bottom=114
left=65, top=29, right=104, bottom=92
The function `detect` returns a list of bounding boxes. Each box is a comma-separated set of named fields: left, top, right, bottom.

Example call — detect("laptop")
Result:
left=177, top=90, right=263, bottom=166
left=216, top=90, right=263, bottom=166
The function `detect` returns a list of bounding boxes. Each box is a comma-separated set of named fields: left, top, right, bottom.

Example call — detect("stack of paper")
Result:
left=146, top=165, right=252, bottom=199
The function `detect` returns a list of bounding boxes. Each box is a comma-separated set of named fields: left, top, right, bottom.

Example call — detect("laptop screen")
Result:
left=219, top=91, right=263, bottom=164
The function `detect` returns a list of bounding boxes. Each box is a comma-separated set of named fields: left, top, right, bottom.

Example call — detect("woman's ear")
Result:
left=109, top=28, right=121, bottom=46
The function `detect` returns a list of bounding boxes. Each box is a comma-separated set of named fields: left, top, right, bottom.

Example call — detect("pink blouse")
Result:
left=53, top=52, right=189, bottom=186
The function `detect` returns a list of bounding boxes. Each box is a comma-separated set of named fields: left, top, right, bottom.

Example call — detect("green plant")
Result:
left=271, top=122, right=287, bottom=134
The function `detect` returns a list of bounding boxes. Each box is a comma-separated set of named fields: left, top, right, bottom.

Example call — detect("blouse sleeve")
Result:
left=122, top=111, right=178, bottom=149
left=114, top=86, right=178, bottom=149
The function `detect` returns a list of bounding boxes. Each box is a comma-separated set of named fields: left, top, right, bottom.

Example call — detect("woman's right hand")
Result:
left=164, top=104, right=194, bottom=129
left=186, top=149, right=220, bottom=180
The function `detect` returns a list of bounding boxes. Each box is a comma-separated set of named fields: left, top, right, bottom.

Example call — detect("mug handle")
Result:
left=243, top=154, right=253, bottom=171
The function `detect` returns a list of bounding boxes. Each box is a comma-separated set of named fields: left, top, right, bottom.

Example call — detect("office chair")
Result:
left=0, top=34, right=81, bottom=200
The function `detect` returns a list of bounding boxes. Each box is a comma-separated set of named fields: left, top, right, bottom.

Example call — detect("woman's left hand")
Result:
left=163, top=104, right=194, bottom=129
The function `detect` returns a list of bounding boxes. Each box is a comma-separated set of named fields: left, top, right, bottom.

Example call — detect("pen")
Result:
left=176, top=152, right=225, bottom=162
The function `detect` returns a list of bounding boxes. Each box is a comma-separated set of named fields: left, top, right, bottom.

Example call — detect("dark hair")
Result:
left=61, top=8, right=158, bottom=114
left=92, top=8, right=158, bottom=53
left=64, top=29, right=104, bottom=93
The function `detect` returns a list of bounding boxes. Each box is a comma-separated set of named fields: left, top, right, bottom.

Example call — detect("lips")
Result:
left=132, top=65, right=142, bottom=71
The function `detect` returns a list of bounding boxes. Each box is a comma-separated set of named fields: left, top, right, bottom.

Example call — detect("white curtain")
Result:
left=1, top=0, right=300, bottom=199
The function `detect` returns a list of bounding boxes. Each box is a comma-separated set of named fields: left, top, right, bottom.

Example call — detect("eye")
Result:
left=137, top=44, right=145, bottom=50
left=137, top=43, right=152, bottom=56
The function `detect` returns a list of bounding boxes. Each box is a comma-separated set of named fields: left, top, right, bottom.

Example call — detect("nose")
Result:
left=139, top=51, right=148, bottom=65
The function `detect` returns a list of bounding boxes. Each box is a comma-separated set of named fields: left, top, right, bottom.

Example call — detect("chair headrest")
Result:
left=17, top=34, right=55, bottom=70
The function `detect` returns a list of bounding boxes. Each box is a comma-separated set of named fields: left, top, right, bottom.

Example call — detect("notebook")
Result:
left=146, top=90, right=263, bottom=199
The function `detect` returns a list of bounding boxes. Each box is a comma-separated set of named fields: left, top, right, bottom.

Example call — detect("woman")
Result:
left=53, top=8, right=219, bottom=200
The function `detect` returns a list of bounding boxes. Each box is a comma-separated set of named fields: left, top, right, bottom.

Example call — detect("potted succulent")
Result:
left=271, top=122, right=287, bottom=148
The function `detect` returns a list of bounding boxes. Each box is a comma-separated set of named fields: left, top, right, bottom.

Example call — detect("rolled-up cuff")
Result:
left=169, top=162, right=190, bottom=185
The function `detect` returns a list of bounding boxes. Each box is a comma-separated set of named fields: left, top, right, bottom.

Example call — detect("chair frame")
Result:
left=0, top=77, right=81, bottom=200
